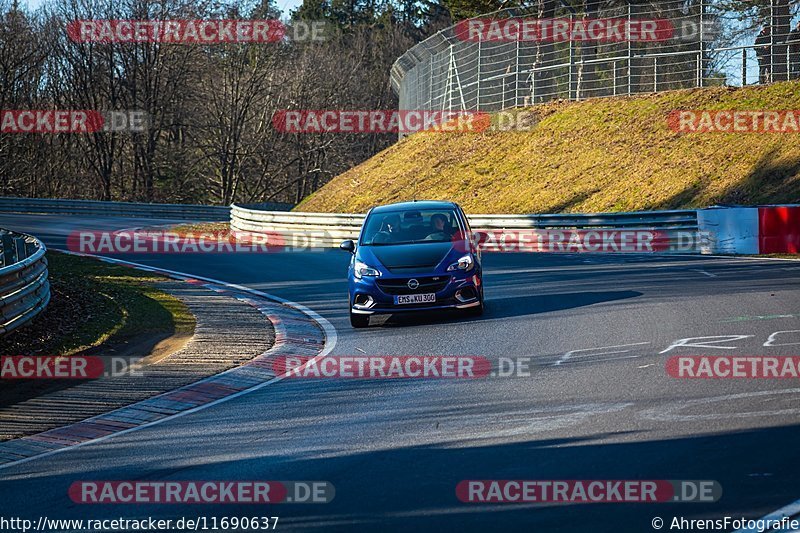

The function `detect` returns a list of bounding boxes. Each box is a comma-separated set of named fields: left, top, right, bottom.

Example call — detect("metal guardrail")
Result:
left=231, top=204, right=365, bottom=243
left=0, top=229, right=49, bottom=336
left=231, top=203, right=700, bottom=250
left=0, top=197, right=288, bottom=221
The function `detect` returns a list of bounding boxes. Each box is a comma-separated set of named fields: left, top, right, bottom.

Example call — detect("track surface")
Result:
left=1, top=214, right=800, bottom=532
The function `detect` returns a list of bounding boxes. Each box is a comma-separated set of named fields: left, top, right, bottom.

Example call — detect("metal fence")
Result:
left=0, top=198, right=295, bottom=220
left=391, top=0, right=800, bottom=126
left=230, top=204, right=701, bottom=250
left=0, top=230, right=49, bottom=336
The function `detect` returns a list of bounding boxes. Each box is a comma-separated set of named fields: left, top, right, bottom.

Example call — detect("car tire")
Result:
left=350, top=311, right=370, bottom=328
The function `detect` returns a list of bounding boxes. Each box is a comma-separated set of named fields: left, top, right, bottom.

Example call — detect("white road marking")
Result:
left=691, top=269, right=717, bottom=277
left=554, top=342, right=650, bottom=366
left=764, top=330, right=800, bottom=347
left=659, top=335, right=753, bottom=354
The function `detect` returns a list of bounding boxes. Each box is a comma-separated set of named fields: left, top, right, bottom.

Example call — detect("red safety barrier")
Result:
left=759, top=206, right=800, bottom=254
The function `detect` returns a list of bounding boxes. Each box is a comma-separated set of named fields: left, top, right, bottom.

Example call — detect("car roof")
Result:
left=370, top=200, right=458, bottom=214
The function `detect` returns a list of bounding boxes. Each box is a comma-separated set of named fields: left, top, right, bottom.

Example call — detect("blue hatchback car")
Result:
left=339, top=201, right=484, bottom=328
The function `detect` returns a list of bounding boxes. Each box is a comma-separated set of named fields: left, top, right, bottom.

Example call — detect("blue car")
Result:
left=339, top=201, right=484, bottom=328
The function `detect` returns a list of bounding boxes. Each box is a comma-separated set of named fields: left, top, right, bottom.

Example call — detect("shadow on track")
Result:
left=369, top=290, right=642, bottom=328
left=9, top=404, right=800, bottom=533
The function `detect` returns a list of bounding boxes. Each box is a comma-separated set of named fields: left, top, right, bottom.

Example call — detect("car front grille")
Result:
left=376, top=276, right=450, bottom=295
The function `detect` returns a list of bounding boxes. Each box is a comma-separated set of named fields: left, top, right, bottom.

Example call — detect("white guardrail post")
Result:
left=0, top=229, right=50, bottom=336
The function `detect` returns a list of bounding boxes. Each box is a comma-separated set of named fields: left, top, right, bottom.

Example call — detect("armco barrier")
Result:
left=0, top=229, right=49, bottom=336
left=231, top=204, right=365, bottom=244
left=0, top=197, right=290, bottom=221
left=231, top=204, right=702, bottom=251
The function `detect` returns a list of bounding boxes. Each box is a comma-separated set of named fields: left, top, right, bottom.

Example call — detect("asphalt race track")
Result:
left=1, top=213, right=800, bottom=532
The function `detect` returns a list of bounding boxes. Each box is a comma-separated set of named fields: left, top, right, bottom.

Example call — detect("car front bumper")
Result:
left=350, top=271, right=482, bottom=315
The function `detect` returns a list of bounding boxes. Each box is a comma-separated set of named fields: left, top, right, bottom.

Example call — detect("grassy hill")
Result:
left=297, top=81, right=800, bottom=214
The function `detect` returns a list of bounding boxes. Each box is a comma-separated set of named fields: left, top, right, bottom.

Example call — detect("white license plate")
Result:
left=395, top=293, right=436, bottom=305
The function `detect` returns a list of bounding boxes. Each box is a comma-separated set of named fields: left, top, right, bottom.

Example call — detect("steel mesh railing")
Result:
left=391, top=0, right=800, bottom=131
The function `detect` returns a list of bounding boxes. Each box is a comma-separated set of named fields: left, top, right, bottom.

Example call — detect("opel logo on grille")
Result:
left=407, top=279, right=419, bottom=290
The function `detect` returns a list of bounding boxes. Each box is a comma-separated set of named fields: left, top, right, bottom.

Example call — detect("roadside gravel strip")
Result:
left=0, top=255, right=332, bottom=469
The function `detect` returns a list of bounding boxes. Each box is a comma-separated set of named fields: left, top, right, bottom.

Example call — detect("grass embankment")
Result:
left=297, top=81, right=800, bottom=214
left=0, top=251, right=195, bottom=357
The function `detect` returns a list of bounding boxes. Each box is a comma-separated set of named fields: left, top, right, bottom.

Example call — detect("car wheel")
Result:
left=350, top=311, right=370, bottom=328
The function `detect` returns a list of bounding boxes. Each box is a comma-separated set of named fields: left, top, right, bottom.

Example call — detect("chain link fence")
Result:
left=391, top=0, right=800, bottom=128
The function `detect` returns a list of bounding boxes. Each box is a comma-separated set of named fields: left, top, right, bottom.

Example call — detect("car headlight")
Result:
left=354, top=260, right=381, bottom=278
left=447, top=254, right=474, bottom=272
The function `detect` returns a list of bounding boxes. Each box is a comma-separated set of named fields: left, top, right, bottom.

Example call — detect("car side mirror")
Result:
left=340, top=240, right=355, bottom=253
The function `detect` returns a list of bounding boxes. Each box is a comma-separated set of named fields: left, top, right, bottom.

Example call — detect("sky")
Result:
left=16, top=0, right=796, bottom=88
left=23, top=0, right=305, bottom=18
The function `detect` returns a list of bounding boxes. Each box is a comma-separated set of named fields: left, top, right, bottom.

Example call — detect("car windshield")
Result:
left=360, top=208, right=462, bottom=246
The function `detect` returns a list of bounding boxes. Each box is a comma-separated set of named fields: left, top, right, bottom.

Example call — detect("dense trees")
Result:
left=0, top=0, right=433, bottom=204
left=0, top=0, right=795, bottom=204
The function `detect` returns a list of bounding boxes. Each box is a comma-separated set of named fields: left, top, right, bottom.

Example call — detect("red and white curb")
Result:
left=0, top=254, right=336, bottom=471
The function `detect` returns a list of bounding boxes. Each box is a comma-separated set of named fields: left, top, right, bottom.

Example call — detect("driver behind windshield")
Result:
left=372, top=214, right=402, bottom=243
left=427, top=213, right=452, bottom=239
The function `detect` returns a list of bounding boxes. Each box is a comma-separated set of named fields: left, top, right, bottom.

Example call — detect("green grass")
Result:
left=297, top=81, right=800, bottom=214
left=0, top=251, right=195, bottom=356
left=169, top=222, right=230, bottom=236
